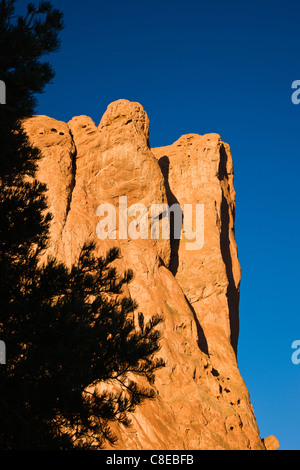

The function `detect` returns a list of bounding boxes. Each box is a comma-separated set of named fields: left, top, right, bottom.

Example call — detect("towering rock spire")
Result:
left=22, top=99, right=274, bottom=450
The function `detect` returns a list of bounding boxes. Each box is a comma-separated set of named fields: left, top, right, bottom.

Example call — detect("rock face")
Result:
left=262, top=435, right=280, bottom=451
left=22, top=99, right=274, bottom=450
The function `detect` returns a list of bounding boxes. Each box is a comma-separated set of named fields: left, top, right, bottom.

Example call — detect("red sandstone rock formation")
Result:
left=22, top=99, right=278, bottom=450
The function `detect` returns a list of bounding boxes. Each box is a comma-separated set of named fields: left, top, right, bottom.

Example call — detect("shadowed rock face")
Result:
left=22, top=99, right=275, bottom=450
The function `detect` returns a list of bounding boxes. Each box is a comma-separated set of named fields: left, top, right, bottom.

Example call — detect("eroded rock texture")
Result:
left=22, top=99, right=275, bottom=450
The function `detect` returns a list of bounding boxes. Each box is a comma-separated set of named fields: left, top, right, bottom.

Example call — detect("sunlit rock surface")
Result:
left=22, top=99, right=276, bottom=450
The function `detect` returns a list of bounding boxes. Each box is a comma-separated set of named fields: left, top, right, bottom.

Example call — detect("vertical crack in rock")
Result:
left=218, top=144, right=240, bottom=356
left=157, top=155, right=182, bottom=276
left=65, top=129, right=77, bottom=225
left=183, top=294, right=209, bottom=355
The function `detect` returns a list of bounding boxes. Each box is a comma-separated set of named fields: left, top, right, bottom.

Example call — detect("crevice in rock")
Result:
left=184, top=294, right=209, bottom=356
left=157, top=155, right=182, bottom=276
left=65, top=129, right=77, bottom=224
left=218, top=144, right=240, bottom=356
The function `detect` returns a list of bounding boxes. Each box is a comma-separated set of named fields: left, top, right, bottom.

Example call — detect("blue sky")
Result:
left=18, top=0, right=300, bottom=450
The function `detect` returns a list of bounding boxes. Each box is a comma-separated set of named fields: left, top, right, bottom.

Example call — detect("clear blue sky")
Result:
left=19, top=0, right=300, bottom=450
